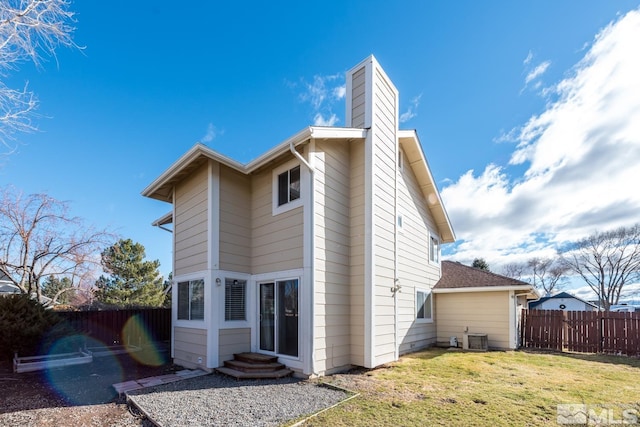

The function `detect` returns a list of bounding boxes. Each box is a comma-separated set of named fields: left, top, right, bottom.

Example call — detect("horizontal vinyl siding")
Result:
left=219, top=166, right=251, bottom=273
left=372, top=67, right=398, bottom=367
left=251, top=157, right=304, bottom=275
left=397, top=148, right=439, bottom=354
left=174, top=326, right=207, bottom=369
left=218, top=328, right=251, bottom=365
left=351, top=67, right=367, bottom=128
left=435, top=291, right=511, bottom=349
left=174, top=164, right=208, bottom=276
left=314, top=141, right=351, bottom=374
left=350, top=140, right=365, bottom=367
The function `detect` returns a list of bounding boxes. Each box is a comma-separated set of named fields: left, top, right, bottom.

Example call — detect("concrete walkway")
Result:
left=112, top=369, right=209, bottom=396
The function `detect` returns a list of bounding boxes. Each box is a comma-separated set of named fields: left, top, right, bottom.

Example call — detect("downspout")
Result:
left=155, top=224, right=173, bottom=233
left=290, top=137, right=314, bottom=172
left=289, top=137, right=317, bottom=376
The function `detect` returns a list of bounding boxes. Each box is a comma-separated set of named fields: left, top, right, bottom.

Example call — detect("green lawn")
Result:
left=299, top=348, right=640, bottom=426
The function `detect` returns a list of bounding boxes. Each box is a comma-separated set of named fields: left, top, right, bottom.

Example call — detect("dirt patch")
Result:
left=0, top=346, right=175, bottom=426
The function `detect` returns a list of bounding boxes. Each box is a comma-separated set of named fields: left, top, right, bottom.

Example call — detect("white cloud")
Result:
left=523, top=50, right=534, bottom=65
left=313, top=113, right=339, bottom=126
left=400, top=94, right=422, bottom=123
left=296, top=74, right=344, bottom=126
left=442, top=8, right=640, bottom=272
left=200, top=123, right=222, bottom=143
left=333, top=85, right=346, bottom=100
left=524, top=60, right=551, bottom=85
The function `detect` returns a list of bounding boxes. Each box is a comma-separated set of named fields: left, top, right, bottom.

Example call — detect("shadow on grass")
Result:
left=519, top=348, right=640, bottom=368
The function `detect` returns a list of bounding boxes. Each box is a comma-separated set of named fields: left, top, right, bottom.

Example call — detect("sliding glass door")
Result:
left=259, top=279, right=298, bottom=357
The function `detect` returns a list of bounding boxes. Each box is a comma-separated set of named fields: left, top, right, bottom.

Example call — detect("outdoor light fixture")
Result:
left=215, top=278, right=221, bottom=286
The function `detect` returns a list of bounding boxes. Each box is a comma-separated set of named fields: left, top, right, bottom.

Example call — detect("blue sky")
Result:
left=1, top=1, right=639, bottom=299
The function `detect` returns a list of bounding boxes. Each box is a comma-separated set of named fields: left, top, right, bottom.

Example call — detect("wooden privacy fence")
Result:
left=57, top=308, right=171, bottom=348
left=521, top=309, right=640, bottom=356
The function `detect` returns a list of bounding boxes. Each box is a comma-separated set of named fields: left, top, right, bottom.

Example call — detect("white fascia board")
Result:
left=398, top=129, right=455, bottom=243
left=151, top=211, right=173, bottom=226
left=432, top=285, right=534, bottom=294
left=244, top=126, right=366, bottom=173
left=141, top=143, right=244, bottom=198
left=142, top=128, right=367, bottom=200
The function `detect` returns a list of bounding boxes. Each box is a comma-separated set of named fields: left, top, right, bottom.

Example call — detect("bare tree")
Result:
left=526, top=257, right=569, bottom=296
left=560, top=224, right=640, bottom=310
left=502, top=262, right=525, bottom=281
left=501, top=257, right=569, bottom=296
left=0, top=0, right=77, bottom=155
left=0, top=188, right=112, bottom=304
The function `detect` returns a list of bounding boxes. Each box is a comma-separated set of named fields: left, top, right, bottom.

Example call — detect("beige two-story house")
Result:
left=142, top=55, right=455, bottom=377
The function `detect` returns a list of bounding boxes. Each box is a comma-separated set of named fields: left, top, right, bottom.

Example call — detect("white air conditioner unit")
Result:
left=463, top=333, right=488, bottom=351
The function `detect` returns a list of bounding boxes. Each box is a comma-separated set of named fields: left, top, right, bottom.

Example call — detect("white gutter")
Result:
left=432, top=285, right=534, bottom=294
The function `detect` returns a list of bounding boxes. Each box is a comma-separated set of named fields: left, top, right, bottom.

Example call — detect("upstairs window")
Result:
left=273, top=160, right=303, bottom=215
left=278, top=165, right=300, bottom=206
left=177, top=279, right=204, bottom=320
left=225, top=279, right=246, bottom=321
left=429, top=235, right=440, bottom=264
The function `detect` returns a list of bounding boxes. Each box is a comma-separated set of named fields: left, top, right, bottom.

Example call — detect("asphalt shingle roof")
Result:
left=434, top=260, right=531, bottom=290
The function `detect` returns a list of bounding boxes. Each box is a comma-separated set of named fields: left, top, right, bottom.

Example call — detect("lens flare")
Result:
left=44, top=335, right=124, bottom=405
left=122, top=314, right=166, bottom=367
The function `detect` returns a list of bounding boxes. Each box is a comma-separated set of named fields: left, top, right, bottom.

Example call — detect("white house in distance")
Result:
left=142, top=56, right=455, bottom=377
left=528, top=291, right=600, bottom=311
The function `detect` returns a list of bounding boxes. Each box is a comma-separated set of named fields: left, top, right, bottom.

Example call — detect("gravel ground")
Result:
left=127, top=373, right=353, bottom=427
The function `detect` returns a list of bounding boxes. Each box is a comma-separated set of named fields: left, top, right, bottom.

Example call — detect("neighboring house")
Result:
left=142, top=56, right=455, bottom=376
left=0, top=273, right=21, bottom=296
left=611, top=305, right=640, bottom=313
left=528, top=291, right=600, bottom=311
left=433, top=261, right=536, bottom=350
left=0, top=273, right=55, bottom=306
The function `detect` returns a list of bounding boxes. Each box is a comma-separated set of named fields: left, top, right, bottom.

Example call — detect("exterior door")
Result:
left=259, top=279, right=299, bottom=357
left=259, top=283, right=275, bottom=352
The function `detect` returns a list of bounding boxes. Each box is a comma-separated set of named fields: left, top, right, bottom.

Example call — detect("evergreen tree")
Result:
left=41, top=276, right=75, bottom=305
left=472, top=258, right=490, bottom=271
left=94, top=239, right=166, bottom=308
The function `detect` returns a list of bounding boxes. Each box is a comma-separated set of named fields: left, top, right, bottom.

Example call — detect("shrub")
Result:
left=0, top=294, right=79, bottom=360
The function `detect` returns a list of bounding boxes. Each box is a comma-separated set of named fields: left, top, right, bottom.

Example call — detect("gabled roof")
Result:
left=433, top=260, right=534, bottom=293
left=142, top=126, right=456, bottom=244
left=529, top=291, right=600, bottom=309
left=142, top=127, right=366, bottom=203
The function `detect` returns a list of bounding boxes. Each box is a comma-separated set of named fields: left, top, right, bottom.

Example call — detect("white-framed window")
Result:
left=272, top=159, right=303, bottom=215
left=416, top=289, right=433, bottom=322
left=225, top=278, right=246, bottom=321
left=177, top=279, right=204, bottom=320
left=398, top=147, right=404, bottom=171
left=397, top=214, right=403, bottom=230
left=429, top=234, right=440, bottom=264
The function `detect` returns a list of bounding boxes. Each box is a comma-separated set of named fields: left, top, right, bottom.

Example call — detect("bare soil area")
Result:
left=0, top=348, right=175, bottom=426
